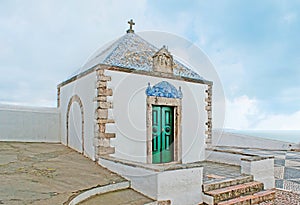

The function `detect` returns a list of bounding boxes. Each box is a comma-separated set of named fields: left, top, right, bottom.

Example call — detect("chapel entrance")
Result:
left=152, top=105, right=174, bottom=164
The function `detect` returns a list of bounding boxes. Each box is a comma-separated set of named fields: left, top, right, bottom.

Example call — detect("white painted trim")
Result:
left=68, top=181, right=130, bottom=205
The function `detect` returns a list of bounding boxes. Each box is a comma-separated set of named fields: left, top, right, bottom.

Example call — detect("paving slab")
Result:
left=199, top=161, right=242, bottom=183
left=0, top=142, right=126, bottom=205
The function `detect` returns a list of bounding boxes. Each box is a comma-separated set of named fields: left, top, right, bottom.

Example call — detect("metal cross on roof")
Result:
left=127, top=19, right=135, bottom=33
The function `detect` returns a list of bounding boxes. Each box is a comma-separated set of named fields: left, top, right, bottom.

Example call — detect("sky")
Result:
left=0, top=0, right=299, bottom=130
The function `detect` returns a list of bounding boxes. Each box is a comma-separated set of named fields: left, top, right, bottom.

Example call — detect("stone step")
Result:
left=203, top=175, right=254, bottom=192
left=251, top=190, right=276, bottom=204
left=144, top=200, right=171, bottom=205
left=217, top=189, right=275, bottom=205
left=204, top=181, right=264, bottom=204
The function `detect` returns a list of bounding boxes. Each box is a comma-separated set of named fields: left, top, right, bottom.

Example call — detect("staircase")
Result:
left=202, top=175, right=275, bottom=205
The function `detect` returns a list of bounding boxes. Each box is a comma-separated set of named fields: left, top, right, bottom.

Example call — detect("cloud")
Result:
left=282, top=12, right=297, bottom=24
left=224, top=95, right=263, bottom=129
left=0, top=0, right=149, bottom=107
left=0, top=0, right=299, bottom=131
left=224, top=95, right=300, bottom=130
left=255, top=111, right=300, bottom=130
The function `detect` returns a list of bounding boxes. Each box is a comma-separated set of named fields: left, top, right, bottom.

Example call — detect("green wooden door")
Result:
left=152, top=106, right=174, bottom=164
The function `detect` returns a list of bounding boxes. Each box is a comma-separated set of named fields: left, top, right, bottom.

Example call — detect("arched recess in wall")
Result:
left=66, top=95, right=84, bottom=154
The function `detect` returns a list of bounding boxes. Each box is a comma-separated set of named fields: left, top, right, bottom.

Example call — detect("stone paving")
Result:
left=198, top=161, right=242, bottom=183
left=0, top=142, right=142, bottom=205
left=2, top=142, right=300, bottom=204
left=274, top=189, right=300, bottom=205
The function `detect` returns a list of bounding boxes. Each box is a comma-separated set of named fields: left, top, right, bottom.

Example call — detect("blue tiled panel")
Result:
left=145, top=81, right=183, bottom=99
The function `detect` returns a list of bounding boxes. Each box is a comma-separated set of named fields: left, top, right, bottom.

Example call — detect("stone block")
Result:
left=98, top=138, right=110, bottom=147
left=97, top=119, right=115, bottom=124
left=99, top=75, right=111, bottom=82
left=98, top=146, right=115, bottom=155
left=205, top=97, right=211, bottom=103
left=98, top=102, right=113, bottom=109
left=97, top=69, right=105, bottom=75
left=94, top=96, right=107, bottom=102
left=98, top=88, right=113, bottom=96
left=98, top=124, right=106, bottom=133
left=96, top=81, right=107, bottom=88
left=206, top=138, right=212, bottom=144
left=97, top=109, right=108, bottom=119
left=98, top=133, right=116, bottom=139
left=205, top=105, right=212, bottom=111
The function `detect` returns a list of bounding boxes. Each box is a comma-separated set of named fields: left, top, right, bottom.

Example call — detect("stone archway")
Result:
left=66, top=95, right=84, bottom=154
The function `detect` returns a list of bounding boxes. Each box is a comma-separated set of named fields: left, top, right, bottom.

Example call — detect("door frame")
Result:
left=146, top=96, right=182, bottom=164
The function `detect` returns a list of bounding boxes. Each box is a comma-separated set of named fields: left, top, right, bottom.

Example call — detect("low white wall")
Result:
left=241, top=158, right=275, bottom=189
left=0, top=104, right=60, bottom=142
left=99, top=158, right=203, bottom=205
left=157, top=168, right=203, bottom=205
left=213, top=130, right=298, bottom=150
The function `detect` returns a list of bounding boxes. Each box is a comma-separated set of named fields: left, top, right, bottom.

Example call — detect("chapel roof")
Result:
left=71, top=23, right=207, bottom=82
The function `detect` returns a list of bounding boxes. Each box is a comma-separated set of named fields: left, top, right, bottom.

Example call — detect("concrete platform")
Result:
left=0, top=142, right=131, bottom=204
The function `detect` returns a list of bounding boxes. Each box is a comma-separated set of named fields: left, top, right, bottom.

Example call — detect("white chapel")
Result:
left=0, top=20, right=277, bottom=205
left=56, top=20, right=214, bottom=204
left=58, top=20, right=213, bottom=164
left=49, top=20, right=278, bottom=205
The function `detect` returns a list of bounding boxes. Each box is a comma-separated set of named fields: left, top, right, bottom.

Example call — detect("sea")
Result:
left=225, top=130, right=300, bottom=144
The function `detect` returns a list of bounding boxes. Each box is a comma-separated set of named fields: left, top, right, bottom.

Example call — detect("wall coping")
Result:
left=206, top=147, right=274, bottom=162
left=0, top=104, right=59, bottom=113
left=100, top=155, right=203, bottom=172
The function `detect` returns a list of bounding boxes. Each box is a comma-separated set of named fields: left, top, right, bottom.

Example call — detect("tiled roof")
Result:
left=76, top=33, right=205, bottom=81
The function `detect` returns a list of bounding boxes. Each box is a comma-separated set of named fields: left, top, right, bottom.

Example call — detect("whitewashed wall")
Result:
left=106, top=70, right=207, bottom=163
left=59, top=71, right=97, bottom=160
left=99, top=158, right=204, bottom=205
left=0, top=104, right=59, bottom=142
